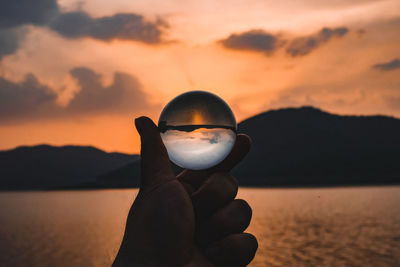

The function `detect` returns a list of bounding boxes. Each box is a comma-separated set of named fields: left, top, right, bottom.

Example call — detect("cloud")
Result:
left=0, top=67, right=157, bottom=123
left=219, top=27, right=348, bottom=57
left=286, top=27, right=348, bottom=57
left=0, top=0, right=168, bottom=60
left=0, top=0, right=59, bottom=29
left=219, top=30, right=283, bottom=55
left=68, top=67, right=154, bottom=113
left=200, top=132, right=221, bottom=144
left=0, top=28, right=27, bottom=60
left=0, top=73, right=58, bottom=120
left=50, top=12, right=167, bottom=43
left=372, top=58, right=400, bottom=71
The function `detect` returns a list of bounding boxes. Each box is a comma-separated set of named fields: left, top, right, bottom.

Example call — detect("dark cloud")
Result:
left=203, top=135, right=219, bottom=144
left=0, top=28, right=26, bottom=60
left=0, top=0, right=165, bottom=43
left=50, top=12, right=166, bottom=43
left=0, top=67, right=156, bottom=123
left=220, top=27, right=348, bottom=57
left=286, top=27, right=348, bottom=57
left=0, top=0, right=58, bottom=29
left=200, top=132, right=221, bottom=144
left=0, top=0, right=58, bottom=60
left=219, top=30, right=283, bottom=55
left=372, top=58, right=400, bottom=71
left=68, top=67, right=153, bottom=113
left=0, top=0, right=167, bottom=60
left=0, top=73, right=58, bottom=121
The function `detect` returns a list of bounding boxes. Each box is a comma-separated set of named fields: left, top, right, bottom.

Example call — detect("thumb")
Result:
left=135, top=116, right=174, bottom=191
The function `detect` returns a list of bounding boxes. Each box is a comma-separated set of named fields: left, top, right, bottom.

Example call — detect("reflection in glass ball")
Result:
left=158, top=91, right=237, bottom=170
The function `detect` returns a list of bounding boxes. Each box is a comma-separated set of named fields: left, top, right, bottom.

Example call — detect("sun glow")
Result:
left=191, top=111, right=205, bottom=125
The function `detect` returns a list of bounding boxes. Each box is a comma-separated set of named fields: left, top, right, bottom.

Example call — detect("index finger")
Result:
left=177, top=134, right=251, bottom=189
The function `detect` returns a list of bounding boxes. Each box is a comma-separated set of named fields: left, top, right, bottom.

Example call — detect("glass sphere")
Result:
left=158, top=91, right=237, bottom=170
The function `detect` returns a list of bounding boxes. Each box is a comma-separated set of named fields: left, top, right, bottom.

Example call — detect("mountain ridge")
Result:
left=234, top=106, right=400, bottom=186
left=1, top=106, right=400, bottom=190
left=0, top=144, right=138, bottom=190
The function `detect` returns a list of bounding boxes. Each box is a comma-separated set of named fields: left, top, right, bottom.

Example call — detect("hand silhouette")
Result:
left=112, top=117, right=257, bottom=267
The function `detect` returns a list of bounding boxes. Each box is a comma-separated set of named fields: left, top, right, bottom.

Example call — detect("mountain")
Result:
left=95, top=160, right=182, bottom=188
left=0, top=145, right=138, bottom=190
left=1, top=107, right=400, bottom=190
left=234, top=106, right=400, bottom=186
left=97, top=107, right=400, bottom=187
left=95, top=161, right=141, bottom=188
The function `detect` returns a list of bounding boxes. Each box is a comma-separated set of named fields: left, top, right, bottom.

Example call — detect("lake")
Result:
left=0, top=187, right=399, bottom=266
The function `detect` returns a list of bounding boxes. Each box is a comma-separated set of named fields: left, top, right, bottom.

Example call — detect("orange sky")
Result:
left=0, top=0, right=400, bottom=154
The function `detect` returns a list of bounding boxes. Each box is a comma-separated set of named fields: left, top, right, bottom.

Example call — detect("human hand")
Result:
left=112, top=117, right=257, bottom=266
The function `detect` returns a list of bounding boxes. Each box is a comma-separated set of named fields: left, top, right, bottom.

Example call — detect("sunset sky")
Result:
left=1, top=0, right=400, bottom=154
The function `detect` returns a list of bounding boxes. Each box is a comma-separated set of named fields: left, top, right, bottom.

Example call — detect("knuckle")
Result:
left=206, top=172, right=238, bottom=199
left=244, top=233, right=258, bottom=251
left=231, top=200, right=252, bottom=230
left=243, top=233, right=258, bottom=263
left=234, top=199, right=252, bottom=217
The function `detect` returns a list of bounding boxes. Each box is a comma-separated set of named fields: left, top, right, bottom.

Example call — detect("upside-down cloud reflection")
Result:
left=161, top=128, right=236, bottom=170
left=158, top=91, right=237, bottom=170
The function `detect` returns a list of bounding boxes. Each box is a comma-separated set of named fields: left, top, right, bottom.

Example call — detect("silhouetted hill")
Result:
left=95, top=161, right=141, bottom=188
left=1, top=107, right=400, bottom=190
left=95, top=161, right=182, bottom=188
left=234, top=107, right=400, bottom=186
left=97, top=107, right=400, bottom=187
left=0, top=145, right=138, bottom=190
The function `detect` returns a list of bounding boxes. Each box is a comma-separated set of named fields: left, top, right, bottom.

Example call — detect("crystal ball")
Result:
left=158, top=91, right=237, bottom=170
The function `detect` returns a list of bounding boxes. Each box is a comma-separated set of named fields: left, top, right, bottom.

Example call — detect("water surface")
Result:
left=0, top=187, right=399, bottom=266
